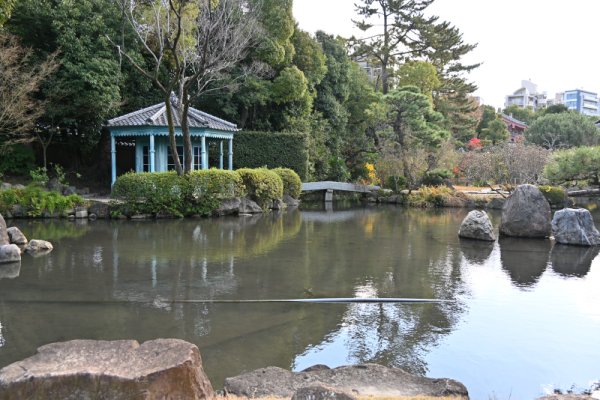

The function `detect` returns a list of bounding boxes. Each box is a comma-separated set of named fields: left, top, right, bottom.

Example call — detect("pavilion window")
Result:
left=167, top=146, right=184, bottom=170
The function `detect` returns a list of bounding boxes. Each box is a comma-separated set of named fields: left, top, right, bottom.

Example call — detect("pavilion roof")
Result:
left=107, top=97, right=238, bottom=132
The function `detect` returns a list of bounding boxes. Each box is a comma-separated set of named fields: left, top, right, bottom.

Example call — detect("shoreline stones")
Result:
left=224, top=364, right=468, bottom=399
left=500, top=184, right=551, bottom=238
left=551, top=208, right=600, bottom=246
left=24, top=239, right=53, bottom=256
left=0, top=339, right=214, bottom=400
left=458, top=210, right=496, bottom=241
left=6, top=227, right=27, bottom=245
left=0, top=244, right=21, bottom=264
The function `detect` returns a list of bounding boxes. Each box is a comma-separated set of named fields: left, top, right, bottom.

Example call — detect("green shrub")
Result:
left=408, top=186, right=465, bottom=208
left=0, top=186, right=85, bottom=217
left=112, top=172, right=186, bottom=216
left=422, top=168, right=452, bottom=187
left=272, top=168, right=302, bottom=199
left=233, top=131, right=309, bottom=180
left=539, top=185, right=568, bottom=207
left=185, top=169, right=246, bottom=215
left=112, top=170, right=248, bottom=217
left=0, top=144, right=35, bottom=175
left=384, top=175, right=406, bottom=192
left=237, top=168, right=283, bottom=210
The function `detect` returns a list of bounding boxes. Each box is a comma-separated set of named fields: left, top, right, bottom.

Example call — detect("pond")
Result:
left=1, top=205, right=599, bottom=399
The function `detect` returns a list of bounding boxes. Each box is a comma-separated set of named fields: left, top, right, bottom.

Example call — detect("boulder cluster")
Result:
left=459, top=184, right=600, bottom=247
left=0, top=213, right=53, bottom=267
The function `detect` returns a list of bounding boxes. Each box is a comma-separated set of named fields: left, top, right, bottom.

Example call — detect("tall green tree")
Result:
left=397, top=61, right=440, bottom=104
left=351, top=0, right=437, bottom=94
left=525, top=112, right=600, bottom=150
left=480, top=119, right=509, bottom=145
left=503, top=104, right=536, bottom=125
left=423, top=21, right=480, bottom=143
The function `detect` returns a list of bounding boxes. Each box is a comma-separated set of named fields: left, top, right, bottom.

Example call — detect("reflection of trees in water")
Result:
left=551, top=245, right=599, bottom=278
left=499, top=238, right=551, bottom=288
left=0, top=321, right=5, bottom=348
left=294, top=208, right=468, bottom=376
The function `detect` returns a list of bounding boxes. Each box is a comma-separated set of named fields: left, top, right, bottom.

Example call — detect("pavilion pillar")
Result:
left=228, top=138, right=233, bottom=170
left=219, top=141, right=224, bottom=169
left=111, top=133, right=116, bottom=186
left=149, top=134, right=155, bottom=172
left=201, top=135, right=208, bottom=170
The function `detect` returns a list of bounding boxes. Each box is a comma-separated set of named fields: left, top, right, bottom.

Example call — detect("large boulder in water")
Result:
left=224, top=364, right=468, bottom=398
left=500, top=184, right=551, bottom=238
left=551, top=208, right=600, bottom=246
left=458, top=210, right=496, bottom=241
left=6, top=227, right=27, bottom=246
left=0, top=245, right=20, bottom=264
left=0, top=339, right=214, bottom=400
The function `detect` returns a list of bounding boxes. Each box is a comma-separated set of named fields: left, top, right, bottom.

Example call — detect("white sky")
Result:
left=293, top=0, right=600, bottom=109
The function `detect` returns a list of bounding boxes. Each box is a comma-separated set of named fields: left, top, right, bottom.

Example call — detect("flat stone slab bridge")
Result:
left=301, top=181, right=380, bottom=202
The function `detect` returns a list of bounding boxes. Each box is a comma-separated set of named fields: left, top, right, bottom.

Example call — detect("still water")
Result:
left=1, top=206, right=599, bottom=399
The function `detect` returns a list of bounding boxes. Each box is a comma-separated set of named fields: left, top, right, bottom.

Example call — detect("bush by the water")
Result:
left=272, top=168, right=302, bottom=199
left=0, top=185, right=85, bottom=217
left=408, top=186, right=468, bottom=208
left=422, top=168, right=452, bottom=187
left=237, top=168, right=284, bottom=210
left=112, top=168, right=287, bottom=216
left=0, top=144, right=35, bottom=175
left=112, top=170, right=248, bottom=216
left=233, top=131, right=309, bottom=180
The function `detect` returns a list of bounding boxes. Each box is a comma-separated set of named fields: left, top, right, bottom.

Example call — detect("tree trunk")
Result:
left=181, top=90, right=193, bottom=174
left=165, top=98, right=183, bottom=175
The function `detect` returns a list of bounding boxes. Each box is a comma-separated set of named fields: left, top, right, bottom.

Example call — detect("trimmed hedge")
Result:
left=233, top=131, right=309, bottom=181
left=112, top=170, right=248, bottom=216
left=237, top=168, right=284, bottom=210
left=273, top=168, right=302, bottom=199
left=112, top=168, right=288, bottom=216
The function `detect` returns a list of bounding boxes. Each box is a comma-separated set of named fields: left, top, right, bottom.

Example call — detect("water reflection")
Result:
left=0, top=262, right=20, bottom=280
left=459, top=238, right=494, bottom=265
left=0, top=322, right=4, bottom=348
left=551, top=245, right=599, bottom=278
left=499, top=238, right=551, bottom=288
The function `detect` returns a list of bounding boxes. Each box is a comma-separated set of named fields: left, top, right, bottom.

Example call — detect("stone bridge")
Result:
left=301, top=181, right=380, bottom=202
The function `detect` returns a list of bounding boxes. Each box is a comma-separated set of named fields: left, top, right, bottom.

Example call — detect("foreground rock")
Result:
left=0, top=339, right=214, bottom=400
left=551, top=208, right=600, bottom=246
left=500, top=184, right=551, bottom=238
left=224, top=364, right=468, bottom=399
left=458, top=210, right=495, bottom=241
left=0, top=245, right=21, bottom=264
left=0, top=214, right=8, bottom=245
left=6, top=227, right=27, bottom=245
left=292, top=385, right=356, bottom=400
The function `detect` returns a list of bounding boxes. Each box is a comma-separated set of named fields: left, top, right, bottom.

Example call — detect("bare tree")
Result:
left=0, top=33, right=58, bottom=152
left=114, top=0, right=262, bottom=174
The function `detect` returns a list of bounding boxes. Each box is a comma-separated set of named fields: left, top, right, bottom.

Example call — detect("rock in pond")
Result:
left=0, top=339, right=214, bottom=400
left=458, top=210, right=495, bottom=241
left=500, top=184, right=551, bottom=238
left=239, top=198, right=263, bottom=214
left=0, top=245, right=20, bottom=264
left=6, top=227, right=27, bottom=245
left=551, top=208, right=600, bottom=246
left=24, top=239, right=53, bottom=256
left=224, top=364, right=468, bottom=399
left=0, top=214, right=8, bottom=246
left=283, top=194, right=300, bottom=207
left=215, top=198, right=241, bottom=216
